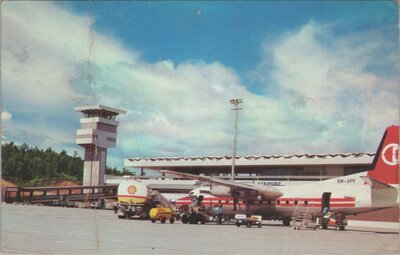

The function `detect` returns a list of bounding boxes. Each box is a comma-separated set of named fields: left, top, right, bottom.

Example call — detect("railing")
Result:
left=3, top=185, right=118, bottom=204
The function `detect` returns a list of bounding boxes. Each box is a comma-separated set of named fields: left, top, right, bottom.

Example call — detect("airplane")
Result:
left=162, top=125, right=400, bottom=227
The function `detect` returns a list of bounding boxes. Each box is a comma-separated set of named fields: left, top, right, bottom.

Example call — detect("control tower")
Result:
left=75, top=105, right=126, bottom=187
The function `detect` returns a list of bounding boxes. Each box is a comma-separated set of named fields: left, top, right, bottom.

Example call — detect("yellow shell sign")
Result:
left=127, top=185, right=137, bottom=194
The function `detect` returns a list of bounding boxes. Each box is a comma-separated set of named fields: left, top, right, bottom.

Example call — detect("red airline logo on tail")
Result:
left=368, top=125, right=400, bottom=185
left=382, top=143, right=399, bottom=166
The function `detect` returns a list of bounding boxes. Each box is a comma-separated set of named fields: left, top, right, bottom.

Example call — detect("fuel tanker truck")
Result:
left=116, top=180, right=175, bottom=220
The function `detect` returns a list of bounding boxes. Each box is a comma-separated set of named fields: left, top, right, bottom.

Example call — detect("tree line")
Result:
left=1, top=142, right=133, bottom=186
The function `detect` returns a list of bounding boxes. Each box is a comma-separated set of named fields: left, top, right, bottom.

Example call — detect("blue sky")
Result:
left=1, top=1, right=399, bottom=169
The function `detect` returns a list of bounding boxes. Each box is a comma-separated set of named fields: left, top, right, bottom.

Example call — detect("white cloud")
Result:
left=1, top=112, right=12, bottom=122
left=1, top=2, right=247, bottom=159
left=2, top=2, right=398, bottom=167
left=255, top=22, right=399, bottom=153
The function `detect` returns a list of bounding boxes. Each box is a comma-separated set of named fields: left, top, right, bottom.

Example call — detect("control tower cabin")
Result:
left=75, top=105, right=126, bottom=187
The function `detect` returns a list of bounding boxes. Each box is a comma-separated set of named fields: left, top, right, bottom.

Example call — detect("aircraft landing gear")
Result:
left=282, top=218, right=291, bottom=226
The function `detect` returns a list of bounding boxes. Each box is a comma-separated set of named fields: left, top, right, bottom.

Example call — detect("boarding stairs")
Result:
left=151, top=190, right=175, bottom=210
left=291, top=204, right=317, bottom=230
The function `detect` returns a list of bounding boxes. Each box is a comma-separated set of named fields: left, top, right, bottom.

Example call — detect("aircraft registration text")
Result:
left=337, top=178, right=356, bottom=184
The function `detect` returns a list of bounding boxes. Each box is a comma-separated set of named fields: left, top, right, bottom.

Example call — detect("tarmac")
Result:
left=1, top=204, right=399, bottom=254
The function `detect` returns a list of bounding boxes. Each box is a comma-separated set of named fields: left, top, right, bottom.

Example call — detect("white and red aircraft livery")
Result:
left=165, top=125, right=399, bottom=225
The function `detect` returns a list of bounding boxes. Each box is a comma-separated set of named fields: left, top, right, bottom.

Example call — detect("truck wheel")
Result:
left=236, top=223, right=241, bottom=227
left=189, top=214, right=198, bottom=224
left=246, top=222, right=252, bottom=228
left=118, top=215, right=124, bottom=219
left=322, top=224, right=327, bottom=230
left=181, top=215, right=188, bottom=224
left=161, top=218, right=166, bottom=224
left=339, top=226, right=345, bottom=231
left=170, top=218, right=175, bottom=224
left=151, top=219, right=156, bottom=223
left=258, top=223, right=262, bottom=228
left=201, top=219, right=206, bottom=224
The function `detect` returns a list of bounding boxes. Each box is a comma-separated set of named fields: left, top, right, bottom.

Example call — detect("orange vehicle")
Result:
left=149, top=207, right=175, bottom=223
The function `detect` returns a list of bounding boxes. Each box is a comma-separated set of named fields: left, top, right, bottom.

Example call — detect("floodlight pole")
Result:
left=229, top=98, right=243, bottom=181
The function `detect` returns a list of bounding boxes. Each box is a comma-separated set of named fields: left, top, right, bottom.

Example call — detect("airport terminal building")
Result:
left=122, top=152, right=398, bottom=228
left=124, top=152, right=375, bottom=182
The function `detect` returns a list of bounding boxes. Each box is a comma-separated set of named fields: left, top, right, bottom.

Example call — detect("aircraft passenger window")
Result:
left=294, top=200, right=298, bottom=206
left=304, top=200, right=309, bottom=206
left=277, top=200, right=280, bottom=205
left=285, top=200, right=289, bottom=205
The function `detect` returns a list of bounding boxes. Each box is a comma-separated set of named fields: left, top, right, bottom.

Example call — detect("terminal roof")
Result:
left=125, top=152, right=375, bottom=170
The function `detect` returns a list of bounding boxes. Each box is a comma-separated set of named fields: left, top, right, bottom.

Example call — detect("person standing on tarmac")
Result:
left=217, top=200, right=224, bottom=224
left=113, top=201, right=118, bottom=214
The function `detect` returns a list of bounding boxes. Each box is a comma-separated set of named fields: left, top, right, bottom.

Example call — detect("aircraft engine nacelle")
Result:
left=118, top=180, right=152, bottom=205
left=258, top=191, right=273, bottom=201
left=210, top=185, right=231, bottom=196
left=256, top=186, right=283, bottom=200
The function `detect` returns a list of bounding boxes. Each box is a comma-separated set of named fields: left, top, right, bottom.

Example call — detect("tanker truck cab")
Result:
left=117, top=180, right=153, bottom=219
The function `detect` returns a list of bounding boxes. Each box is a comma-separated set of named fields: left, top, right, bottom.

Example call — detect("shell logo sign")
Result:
left=127, top=185, right=137, bottom=194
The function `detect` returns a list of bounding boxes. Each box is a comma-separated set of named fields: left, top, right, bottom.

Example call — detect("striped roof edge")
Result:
left=127, top=152, right=376, bottom=162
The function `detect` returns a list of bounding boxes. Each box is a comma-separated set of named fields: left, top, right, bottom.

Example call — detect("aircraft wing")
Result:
left=160, top=170, right=283, bottom=199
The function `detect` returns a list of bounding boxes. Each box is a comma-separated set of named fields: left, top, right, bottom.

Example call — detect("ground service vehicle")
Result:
left=179, top=196, right=209, bottom=224
left=117, top=180, right=153, bottom=219
left=235, top=214, right=262, bottom=228
left=149, top=207, right=175, bottom=223
left=321, top=212, right=347, bottom=230
left=117, top=180, right=175, bottom=219
left=180, top=207, right=208, bottom=224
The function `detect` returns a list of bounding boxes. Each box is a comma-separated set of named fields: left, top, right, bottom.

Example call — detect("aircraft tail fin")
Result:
left=367, top=125, right=399, bottom=185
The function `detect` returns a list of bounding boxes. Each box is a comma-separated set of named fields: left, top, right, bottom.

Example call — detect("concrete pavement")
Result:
left=1, top=204, right=399, bottom=254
